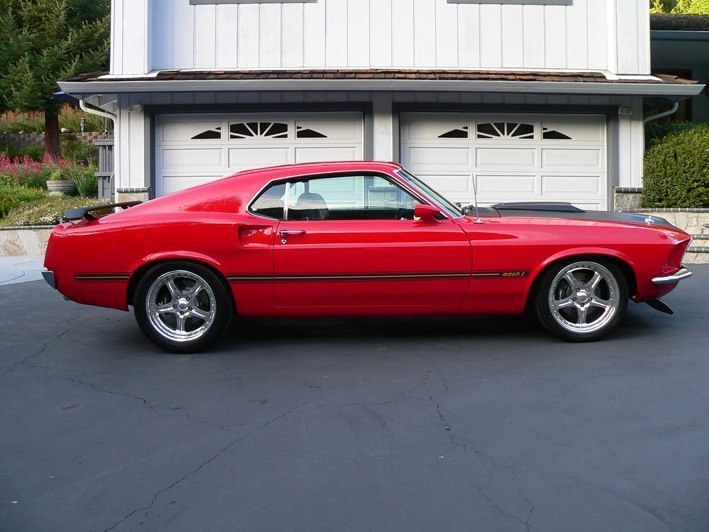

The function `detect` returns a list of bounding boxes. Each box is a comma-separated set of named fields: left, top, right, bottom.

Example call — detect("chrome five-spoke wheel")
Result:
left=146, top=270, right=217, bottom=343
left=135, top=262, right=232, bottom=352
left=535, top=259, right=628, bottom=342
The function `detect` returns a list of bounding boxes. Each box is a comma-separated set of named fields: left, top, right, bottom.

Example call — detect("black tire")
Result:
left=134, top=262, right=232, bottom=353
left=534, top=258, right=629, bottom=342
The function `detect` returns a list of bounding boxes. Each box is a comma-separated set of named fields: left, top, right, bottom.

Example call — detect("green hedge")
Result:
left=643, top=124, right=709, bottom=208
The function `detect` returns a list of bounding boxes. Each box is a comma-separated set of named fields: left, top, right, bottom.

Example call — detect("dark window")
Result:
left=250, top=183, right=286, bottom=220
left=477, top=122, right=535, bottom=139
left=296, top=127, right=327, bottom=139
left=438, top=126, right=469, bottom=139
left=230, top=121, right=289, bottom=139
left=542, top=128, right=572, bottom=140
left=191, top=127, right=222, bottom=140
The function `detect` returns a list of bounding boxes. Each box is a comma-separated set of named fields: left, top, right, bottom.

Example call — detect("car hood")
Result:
left=470, top=202, right=678, bottom=230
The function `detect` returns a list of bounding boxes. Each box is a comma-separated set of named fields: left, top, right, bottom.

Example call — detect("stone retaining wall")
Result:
left=0, top=227, right=52, bottom=257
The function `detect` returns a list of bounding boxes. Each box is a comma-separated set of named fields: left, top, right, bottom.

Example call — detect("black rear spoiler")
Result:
left=63, top=201, right=142, bottom=221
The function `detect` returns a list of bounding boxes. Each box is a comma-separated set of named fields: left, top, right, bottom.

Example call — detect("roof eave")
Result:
left=58, top=78, right=706, bottom=98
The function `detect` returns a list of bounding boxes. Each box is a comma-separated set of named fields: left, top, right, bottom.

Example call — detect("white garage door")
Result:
left=155, top=112, right=364, bottom=196
left=401, top=113, right=607, bottom=210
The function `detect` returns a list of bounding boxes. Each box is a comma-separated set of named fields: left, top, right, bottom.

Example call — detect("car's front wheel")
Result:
left=134, top=262, right=232, bottom=353
left=535, top=259, right=628, bottom=342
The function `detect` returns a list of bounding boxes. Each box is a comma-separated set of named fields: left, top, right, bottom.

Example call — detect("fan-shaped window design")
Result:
left=296, top=126, right=327, bottom=139
left=229, top=122, right=289, bottom=139
left=542, top=127, right=572, bottom=140
left=476, top=122, right=535, bottom=140
left=438, top=126, right=469, bottom=139
left=191, top=126, right=222, bottom=140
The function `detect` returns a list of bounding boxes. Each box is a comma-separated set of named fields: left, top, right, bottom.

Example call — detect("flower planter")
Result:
left=47, top=180, right=76, bottom=196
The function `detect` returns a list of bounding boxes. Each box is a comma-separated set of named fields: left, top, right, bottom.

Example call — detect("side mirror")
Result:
left=414, top=204, right=442, bottom=222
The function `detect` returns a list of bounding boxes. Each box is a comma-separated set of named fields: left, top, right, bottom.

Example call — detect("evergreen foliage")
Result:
left=0, top=0, right=110, bottom=158
left=643, top=125, right=709, bottom=208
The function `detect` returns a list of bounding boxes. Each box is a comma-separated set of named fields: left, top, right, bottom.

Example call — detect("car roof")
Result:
left=225, top=160, right=404, bottom=184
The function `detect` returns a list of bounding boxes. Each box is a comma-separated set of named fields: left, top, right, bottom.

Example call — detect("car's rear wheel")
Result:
left=134, top=262, right=232, bottom=353
left=535, top=259, right=628, bottom=342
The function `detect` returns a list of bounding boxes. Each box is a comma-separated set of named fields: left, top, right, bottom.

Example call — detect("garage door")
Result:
left=401, top=113, right=607, bottom=210
left=155, top=112, right=364, bottom=196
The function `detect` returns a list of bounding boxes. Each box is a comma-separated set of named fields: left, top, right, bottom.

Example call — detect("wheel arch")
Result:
left=525, top=250, right=638, bottom=310
left=127, top=255, right=234, bottom=311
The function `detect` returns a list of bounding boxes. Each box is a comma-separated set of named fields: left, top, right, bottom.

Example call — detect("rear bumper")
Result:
left=652, top=266, right=692, bottom=285
left=42, top=270, right=56, bottom=289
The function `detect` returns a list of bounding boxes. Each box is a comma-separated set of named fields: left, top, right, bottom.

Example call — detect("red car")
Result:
left=43, top=161, right=692, bottom=352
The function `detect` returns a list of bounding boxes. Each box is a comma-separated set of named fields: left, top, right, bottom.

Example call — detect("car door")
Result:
left=270, top=173, right=471, bottom=314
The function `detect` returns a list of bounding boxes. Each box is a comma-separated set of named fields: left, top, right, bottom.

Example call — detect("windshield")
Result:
left=396, top=169, right=463, bottom=217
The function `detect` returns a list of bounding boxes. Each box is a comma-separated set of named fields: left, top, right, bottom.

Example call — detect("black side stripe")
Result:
left=75, top=273, right=130, bottom=282
left=228, top=271, right=529, bottom=283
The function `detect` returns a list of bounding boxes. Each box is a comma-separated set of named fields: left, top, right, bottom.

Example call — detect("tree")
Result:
left=0, top=0, right=110, bottom=159
left=651, top=0, right=709, bottom=14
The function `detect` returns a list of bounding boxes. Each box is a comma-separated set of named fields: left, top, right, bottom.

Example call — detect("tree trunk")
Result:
left=44, top=112, right=61, bottom=160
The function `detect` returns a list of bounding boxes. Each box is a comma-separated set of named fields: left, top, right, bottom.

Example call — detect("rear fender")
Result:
left=127, top=252, right=229, bottom=306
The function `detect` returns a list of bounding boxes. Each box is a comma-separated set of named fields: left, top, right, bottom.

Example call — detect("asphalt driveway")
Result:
left=1, top=267, right=709, bottom=531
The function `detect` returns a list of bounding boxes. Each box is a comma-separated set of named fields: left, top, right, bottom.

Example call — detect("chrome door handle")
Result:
left=279, top=229, right=305, bottom=244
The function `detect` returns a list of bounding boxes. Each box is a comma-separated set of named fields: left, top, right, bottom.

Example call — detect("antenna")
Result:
left=471, top=173, right=484, bottom=224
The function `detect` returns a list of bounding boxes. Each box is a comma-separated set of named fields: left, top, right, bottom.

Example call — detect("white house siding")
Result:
left=110, top=0, right=650, bottom=76
left=114, top=91, right=645, bottom=205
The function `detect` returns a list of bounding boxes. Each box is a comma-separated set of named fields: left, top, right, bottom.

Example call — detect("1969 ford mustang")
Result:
left=43, top=161, right=692, bottom=352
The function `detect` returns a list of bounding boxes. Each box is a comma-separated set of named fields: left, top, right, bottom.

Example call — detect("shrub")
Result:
left=0, top=142, right=45, bottom=162
left=72, top=164, right=99, bottom=197
left=0, top=155, right=54, bottom=189
left=643, top=125, right=709, bottom=208
left=0, top=185, right=46, bottom=218
left=61, top=134, right=99, bottom=165
left=1, top=195, right=108, bottom=226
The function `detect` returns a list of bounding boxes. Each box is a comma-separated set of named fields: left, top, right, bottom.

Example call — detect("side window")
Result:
left=250, top=183, right=286, bottom=220
left=287, top=174, right=419, bottom=221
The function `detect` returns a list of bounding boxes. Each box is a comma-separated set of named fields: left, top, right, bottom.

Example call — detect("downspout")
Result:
left=79, top=98, right=117, bottom=125
left=79, top=99, right=117, bottom=200
left=643, top=100, right=679, bottom=125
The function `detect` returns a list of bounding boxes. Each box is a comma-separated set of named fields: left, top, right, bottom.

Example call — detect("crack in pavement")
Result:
left=0, top=342, right=48, bottom=378
left=64, top=376, right=241, bottom=434
left=424, top=366, right=535, bottom=531
left=103, top=404, right=303, bottom=531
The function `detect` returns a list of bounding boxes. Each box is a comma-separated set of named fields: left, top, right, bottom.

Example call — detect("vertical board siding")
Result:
left=347, top=0, right=370, bottom=67
left=282, top=4, right=304, bottom=67
left=414, top=0, right=436, bottom=67
left=392, top=0, right=414, bottom=66
left=479, top=5, right=502, bottom=68
left=521, top=5, right=544, bottom=68
left=501, top=5, right=523, bottom=68
left=259, top=3, right=282, bottom=67
left=194, top=5, right=216, bottom=69
left=370, top=0, right=392, bottom=67
left=128, top=0, right=649, bottom=76
left=543, top=6, right=566, bottom=69
left=216, top=5, right=238, bottom=68
left=457, top=4, right=480, bottom=68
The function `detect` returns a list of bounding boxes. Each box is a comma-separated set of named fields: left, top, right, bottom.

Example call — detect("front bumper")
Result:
left=652, top=266, right=692, bottom=285
left=42, top=270, right=56, bottom=289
